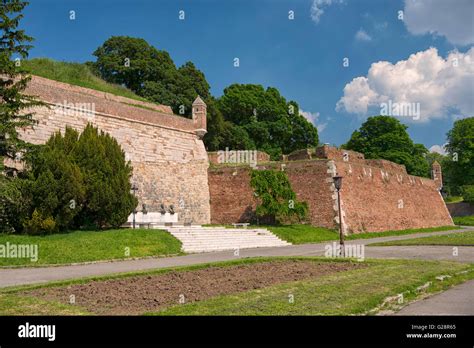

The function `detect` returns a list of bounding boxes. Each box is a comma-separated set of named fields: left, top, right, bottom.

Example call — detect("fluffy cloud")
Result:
left=300, top=110, right=327, bottom=132
left=355, top=29, right=372, bottom=41
left=403, top=0, right=474, bottom=46
left=429, top=144, right=447, bottom=155
left=310, top=0, right=344, bottom=24
left=336, top=47, right=474, bottom=121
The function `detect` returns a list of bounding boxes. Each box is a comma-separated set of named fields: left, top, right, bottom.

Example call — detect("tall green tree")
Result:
left=444, top=117, right=474, bottom=195
left=0, top=0, right=44, bottom=175
left=72, top=124, right=137, bottom=229
left=93, top=36, right=176, bottom=94
left=92, top=37, right=319, bottom=156
left=217, top=84, right=318, bottom=159
left=0, top=0, right=45, bottom=233
left=22, top=128, right=85, bottom=234
left=343, top=116, right=429, bottom=177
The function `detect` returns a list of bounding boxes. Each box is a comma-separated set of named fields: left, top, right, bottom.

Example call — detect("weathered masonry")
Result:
left=19, top=76, right=211, bottom=224
left=208, top=145, right=454, bottom=233
left=17, top=76, right=454, bottom=233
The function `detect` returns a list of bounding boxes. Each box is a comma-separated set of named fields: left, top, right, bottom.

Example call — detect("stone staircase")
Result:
left=162, top=226, right=291, bottom=253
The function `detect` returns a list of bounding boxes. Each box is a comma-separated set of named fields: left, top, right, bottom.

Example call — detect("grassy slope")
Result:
left=445, top=196, right=464, bottom=203
left=453, top=215, right=474, bottom=226
left=1, top=257, right=472, bottom=315
left=264, top=224, right=460, bottom=244
left=23, top=58, right=147, bottom=102
left=154, top=259, right=473, bottom=316
left=369, top=231, right=474, bottom=247
left=0, top=229, right=182, bottom=266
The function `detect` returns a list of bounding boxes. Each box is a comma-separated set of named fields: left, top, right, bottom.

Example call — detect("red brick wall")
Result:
left=208, top=159, right=454, bottom=233
left=283, top=161, right=337, bottom=229
left=332, top=160, right=453, bottom=232
left=208, top=167, right=257, bottom=223
left=209, top=161, right=337, bottom=228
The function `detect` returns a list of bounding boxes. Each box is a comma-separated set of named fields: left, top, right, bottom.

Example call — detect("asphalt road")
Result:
left=396, top=279, right=474, bottom=315
left=0, top=227, right=472, bottom=288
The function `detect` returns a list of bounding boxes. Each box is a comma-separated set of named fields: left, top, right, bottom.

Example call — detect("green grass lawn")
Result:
left=453, top=215, right=474, bottom=226
left=444, top=196, right=464, bottom=203
left=1, top=257, right=472, bottom=316
left=0, top=229, right=182, bottom=266
left=369, top=231, right=474, bottom=247
left=23, top=58, right=148, bottom=102
left=263, top=224, right=460, bottom=244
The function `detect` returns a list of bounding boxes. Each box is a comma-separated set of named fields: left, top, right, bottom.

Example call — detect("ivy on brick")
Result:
left=250, top=169, right=308, bottom=225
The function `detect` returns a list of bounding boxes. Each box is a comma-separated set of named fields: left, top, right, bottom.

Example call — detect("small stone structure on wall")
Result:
left=208, top=145, right=454, bottom=233
left=15, top=76, right=211, bottom=225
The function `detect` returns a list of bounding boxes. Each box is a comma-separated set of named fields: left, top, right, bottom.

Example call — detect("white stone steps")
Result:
left=163, top=226, right=290, bottom=253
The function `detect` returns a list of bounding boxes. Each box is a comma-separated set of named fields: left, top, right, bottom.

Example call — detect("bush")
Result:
left=462, top=185, right=474, bottom=204
left=250, top=169, right=308, bottom=224
left=16, top=124, right=137, bottom=234
left=24, top=131, right=86, bottom=232
left=71, top=124, right=137, bottom=229
left=0, top=177, right=29, bottom=233
left=23, top=209, right=56, bottom=235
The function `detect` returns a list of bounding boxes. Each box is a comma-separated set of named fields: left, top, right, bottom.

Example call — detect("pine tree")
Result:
left=0, top=0, right=44, bottom=233
left=0, top=0, right=45, bottom=175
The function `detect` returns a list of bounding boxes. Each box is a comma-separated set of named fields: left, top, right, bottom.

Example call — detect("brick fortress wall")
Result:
left=208, top=145, right=454, bottom=233
left=15, top=76, right=211, bottom=224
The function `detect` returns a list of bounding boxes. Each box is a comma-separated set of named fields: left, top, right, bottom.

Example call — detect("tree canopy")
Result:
left=0, top=0, right=45, bottom=175
left=92, top=37, right=319, bottom=158
left=343, top=116, right=429, bottom=177
left=444, top=117, right=474, bottom=195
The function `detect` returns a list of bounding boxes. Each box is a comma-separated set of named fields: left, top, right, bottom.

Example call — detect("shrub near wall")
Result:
left=19, top=125, right=137, bottom=234
left=250, top=169, right=308, bottom=224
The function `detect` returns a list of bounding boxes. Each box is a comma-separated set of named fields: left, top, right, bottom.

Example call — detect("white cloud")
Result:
left=355, top=29, right=372, bottom=41
left=404, top=0, right=474, bottom=45
left=429, top=144, right=447, bottom=155
left=300, top=109, right=327, bottom=133
left=336, top=47, right=474, bottom=121
left=310, top=0, right=344, bottom=24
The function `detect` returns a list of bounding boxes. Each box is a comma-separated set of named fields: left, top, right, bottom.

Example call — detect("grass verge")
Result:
left=453, top=215, right=474, bottom=226
left=0, top=229, right=182, bottom=266
left=262, top=224, right=460, bottom=244
left=368, top=231, right=474, bottom=247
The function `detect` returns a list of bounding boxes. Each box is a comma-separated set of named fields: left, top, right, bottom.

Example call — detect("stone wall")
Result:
left=447, top=202, right=474, bottom=217
left=208, top=167, right=257, bottom=223
left=208, top=150, right=270, bottom=165
left=209, top=160, right=337, bottom=228
left=208, top=146, right=454, bottom=233
left=17, top=76, right=211, bottom=224
left=332, top=159, right=453, bottom=232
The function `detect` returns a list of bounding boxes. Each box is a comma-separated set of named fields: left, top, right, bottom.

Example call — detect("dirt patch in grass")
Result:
left=24, top=260, right=363, bottom=315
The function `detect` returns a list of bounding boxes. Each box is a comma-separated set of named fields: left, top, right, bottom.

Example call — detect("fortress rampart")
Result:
left=17, top=76, right=211, bottom=224
left=209, top=145, right=454, bottom=233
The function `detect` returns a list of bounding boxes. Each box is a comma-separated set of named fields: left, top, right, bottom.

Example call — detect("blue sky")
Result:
left=23, top=0, right=474, bottom=151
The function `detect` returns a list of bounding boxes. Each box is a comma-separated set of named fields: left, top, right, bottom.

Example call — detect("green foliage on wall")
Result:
left=250, top=169, right=308, bottom=225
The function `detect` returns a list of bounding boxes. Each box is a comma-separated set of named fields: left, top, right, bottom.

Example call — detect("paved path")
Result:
left=0, top=227, right=473, bottom=288
left=396, top=279, right=474, bottom=315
